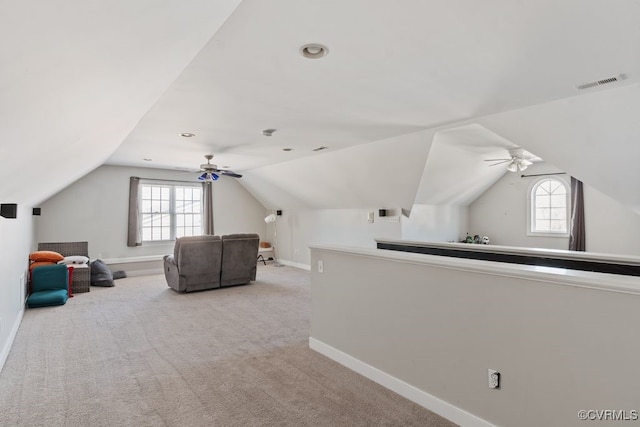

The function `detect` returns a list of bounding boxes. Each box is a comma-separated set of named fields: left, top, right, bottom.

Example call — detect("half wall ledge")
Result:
left=311, top=243, right=640, bottom=296
left=376, top=239, right=640, bottom=277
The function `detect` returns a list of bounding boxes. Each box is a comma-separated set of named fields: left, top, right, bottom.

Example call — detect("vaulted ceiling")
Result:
left=3, top=1, right=640, bottom=214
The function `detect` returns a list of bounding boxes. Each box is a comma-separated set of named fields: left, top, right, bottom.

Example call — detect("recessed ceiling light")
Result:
left=282, top=148, right=294, bottom=152
left=300, top=43, right=329, bottom=59
left=180, top=132, right=195, bottom=138
left=262, top=129, right=277, bottom=136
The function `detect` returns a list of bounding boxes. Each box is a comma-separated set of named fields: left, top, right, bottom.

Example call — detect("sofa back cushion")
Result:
left=175, top=235, right=223, bottom=279
left=220, top=234, right=259, bottom=286
left=174, top=235, right=221, bottom=264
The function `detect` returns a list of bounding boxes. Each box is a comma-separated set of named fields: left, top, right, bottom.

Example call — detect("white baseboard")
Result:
left=102, top=255, right=164, bottom=264
left=308, top=337, right=493, bottom=427
left=0, top=308, right=24, bottom=374
left=124, top=268, right=164, bottom=277
left=276, top=259, right=311, bottom=271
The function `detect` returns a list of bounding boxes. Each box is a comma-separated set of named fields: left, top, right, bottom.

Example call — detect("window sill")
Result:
left=526, top=231, right=569, bottom=238
left=141, top=240, right=175, bottom=246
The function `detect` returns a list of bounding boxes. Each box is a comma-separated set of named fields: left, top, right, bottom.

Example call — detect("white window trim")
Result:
left=139, top=179, right=203, bottom=243
left=526, top=175, right=571, bottom=238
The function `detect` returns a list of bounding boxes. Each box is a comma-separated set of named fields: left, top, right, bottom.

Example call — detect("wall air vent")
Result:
left=576, top=74, right=626, bottom=90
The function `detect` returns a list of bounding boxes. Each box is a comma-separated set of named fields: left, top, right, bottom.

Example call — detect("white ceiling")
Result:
left=3, top=0, right=640, bottom=213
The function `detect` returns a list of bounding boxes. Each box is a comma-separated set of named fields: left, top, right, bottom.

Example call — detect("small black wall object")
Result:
left=33, top=207, right=41, bottom=216
left=378, top=209, right=387, bottom=217
left=1, top=203, right=18, bottom=219
left=276, top=210, right=282, bottom=216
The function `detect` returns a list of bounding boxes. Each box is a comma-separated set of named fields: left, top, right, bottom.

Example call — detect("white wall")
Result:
left=468, top=162, right=640, bottom=254
left=310, top=245, right=640, bottom=427
left=0, top=206, right=34, bottom=371
left=583, top=185, right=640, bottom=256
left=401, top=204, right=468, bottom=243
left=468, top=163, right=569, bottom=249
left=267, top=159, right=640, bottom=269
left=36, top=165, right=267, bottom=260
left=266, top=208, right=403, bottom=268
left=269, top=204, right=469, bottom=268
left=469, top=163, right=640, bottom=255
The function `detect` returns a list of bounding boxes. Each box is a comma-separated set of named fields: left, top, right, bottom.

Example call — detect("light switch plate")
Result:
left=367, top=212, right=374, bottom=223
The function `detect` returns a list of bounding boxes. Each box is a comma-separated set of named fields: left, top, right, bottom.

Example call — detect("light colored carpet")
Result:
left=0, top=265, right=456, bottom=427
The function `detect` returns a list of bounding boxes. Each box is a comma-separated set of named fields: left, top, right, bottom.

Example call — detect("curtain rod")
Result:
left=520, top=172, right=567, bottom=178
left=132, top=176, right=202, bottom=184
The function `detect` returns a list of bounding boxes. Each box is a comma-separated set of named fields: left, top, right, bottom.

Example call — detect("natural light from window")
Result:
left=530, top=178, right=568, bottom=234
left=140, top=183, right=202, bottom=241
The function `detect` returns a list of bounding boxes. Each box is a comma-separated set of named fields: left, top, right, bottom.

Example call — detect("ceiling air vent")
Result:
left=312, top=146, right=328, bottom=152
left=576, top=74, right=626, bottom=90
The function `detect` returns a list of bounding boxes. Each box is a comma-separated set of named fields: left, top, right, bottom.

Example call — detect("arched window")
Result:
left=529, top=178, right=569, bottom=235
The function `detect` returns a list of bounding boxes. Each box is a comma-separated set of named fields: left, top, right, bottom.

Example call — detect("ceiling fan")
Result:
left=197, top=154, right=242, bottom=181
left=484, top=148, right=533, bottom=172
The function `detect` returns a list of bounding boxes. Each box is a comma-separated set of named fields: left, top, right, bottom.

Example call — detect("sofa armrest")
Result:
left=163, top=255, right=183, bottom=292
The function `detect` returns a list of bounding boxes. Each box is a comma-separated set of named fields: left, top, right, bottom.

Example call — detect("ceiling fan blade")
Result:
left=484, top=158, right=510, bottom=162
left=221, top=170, right=242, bottom=178
left=488, top=160, right=511, bottom=166
left=520, top=158, right=533, bottom=166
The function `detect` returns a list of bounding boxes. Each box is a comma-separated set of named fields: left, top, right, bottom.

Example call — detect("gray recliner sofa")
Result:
left=163, top=235, right=223, bottom=292
left=164, top=233, right=260, bottom=293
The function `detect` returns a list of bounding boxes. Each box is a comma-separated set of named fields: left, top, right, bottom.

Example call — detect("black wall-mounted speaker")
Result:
left=276, top=210, right=282, bottom=216
left=378, top=209, right=387, bottom=217
left=33, top=207, right=41, bottom=216
left=1, top=203, right=18, bottom=219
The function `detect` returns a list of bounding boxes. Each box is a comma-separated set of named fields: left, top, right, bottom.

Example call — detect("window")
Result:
left=529, top=178, right=569, bottom=235
left=140, top=182, right=202, bottom=242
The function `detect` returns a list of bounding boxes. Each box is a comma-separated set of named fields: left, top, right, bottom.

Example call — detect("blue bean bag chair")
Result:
left=27, top=264, right=69, bottom=308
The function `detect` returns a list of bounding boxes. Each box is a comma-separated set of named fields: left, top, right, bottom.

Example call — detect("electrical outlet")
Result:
left=317, top=260, right=324, bottom=273
left=488, top=369, right=500, bottom=389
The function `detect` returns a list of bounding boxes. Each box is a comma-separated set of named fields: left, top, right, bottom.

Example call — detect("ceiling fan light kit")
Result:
left=506, top=161, right=519, bottom=172
left=199, top=172, right=219, bottom=181
left=485, top=148, right=534, bottom=172
left=505, top=157, right=530, bottom=172
left=196, top=154, right=242, bottom=181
